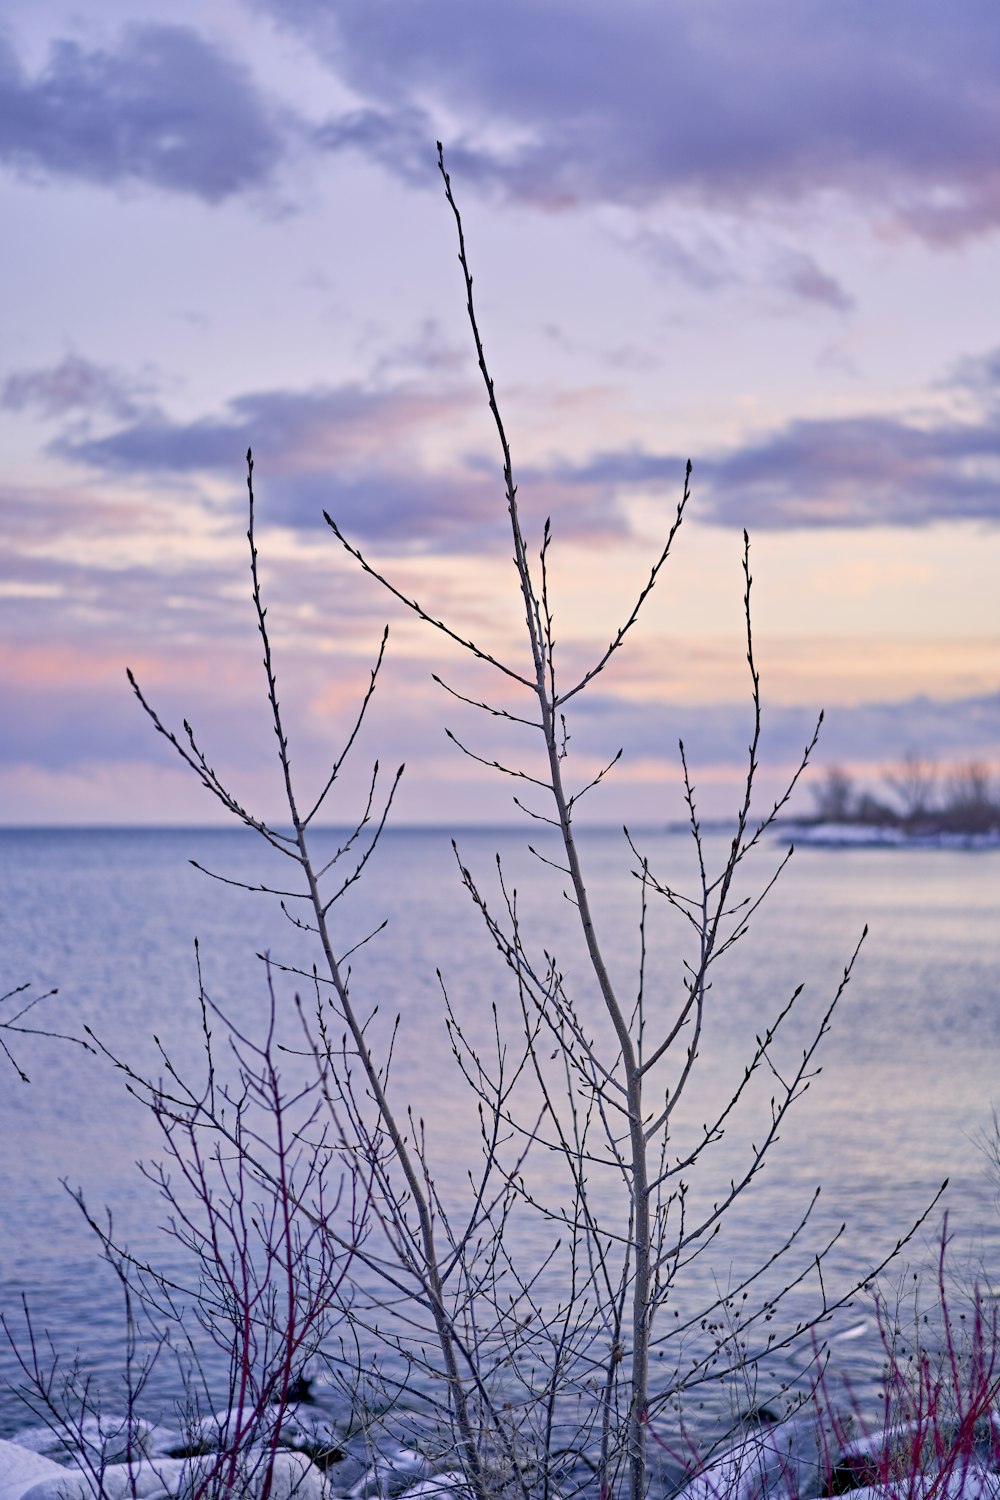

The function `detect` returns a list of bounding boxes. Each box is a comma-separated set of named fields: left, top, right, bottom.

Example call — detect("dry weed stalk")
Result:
left=3, top=959, right=362, bottom=1500
left=807, top=1219, right=1000, bottom=1500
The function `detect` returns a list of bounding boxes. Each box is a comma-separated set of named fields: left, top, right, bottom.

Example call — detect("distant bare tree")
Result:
left=809, top=766, right=854, bottom=822
left=884, top=752, right=938, bottom=821
left=941, top=760, right=998, bottom=833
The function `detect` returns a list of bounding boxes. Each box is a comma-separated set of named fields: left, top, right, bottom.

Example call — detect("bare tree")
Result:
left=809, top=766, right=855, bottom=823
left=112, top=146, right=944, bottom=1500
left=884, top=752, right=938, bottom=822
left=942, top=760, right=998, bottom=832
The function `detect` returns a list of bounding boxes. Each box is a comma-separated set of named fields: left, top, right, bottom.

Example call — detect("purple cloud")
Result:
left=54, top=386, right=464, bottom=475
left=45, top=342, right=1000, bottom=539
left=534, top=349, right=1000, bottom=529
left=567, top=690, right=1000, bottom=772
left=0, top=24, right=282, bottom=200
left=51, top=382, right=628, bottom=547
left=624, top=228, right=852, bottom=311
left=0, top=639, right=284, bottom=773
left=0, top=667, right=167, bottom=771
left=1, top=355, right=155, bottom=421
left=256, top=0, right=1000, bottom=242
left=771, top=251, right=853, bottom=313
left=692, top=415, right=1000, bottom=529
left=313, top=103, right=437, bottom=186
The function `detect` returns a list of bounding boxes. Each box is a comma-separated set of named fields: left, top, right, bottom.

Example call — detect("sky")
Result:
left=2, top=0, right=1000, bottom=826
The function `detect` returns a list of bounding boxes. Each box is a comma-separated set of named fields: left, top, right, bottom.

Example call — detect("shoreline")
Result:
left=775, top=821, right=1000, bottom=849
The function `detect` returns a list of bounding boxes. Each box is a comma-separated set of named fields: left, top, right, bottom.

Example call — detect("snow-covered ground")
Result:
left=4, top=1407, right=1000, bottom=1500
left=0, top=1412, right=471, bottom=1500
left=778, top=822, right=1000, bottom=849
left=0, top=1439, right=328, bottom=1500
left=672, top=1410, right=1000, bottom=1500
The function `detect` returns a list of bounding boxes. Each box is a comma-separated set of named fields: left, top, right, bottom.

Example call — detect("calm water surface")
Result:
left=1, top=825, right=998, bottom=1453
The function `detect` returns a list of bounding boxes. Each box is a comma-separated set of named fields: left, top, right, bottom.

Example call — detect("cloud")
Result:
left=529, top=349, right=1000, bottom=530
left=688, top=414, right=1000, bottom=530
left=280, top=470, right=515, bottom=547
left=0, top=482, right=140, bottom=544
left=567, top=689, right=1000, bottom=774
left=370, top=320, right=470, bottom=381
left=55, top=385, right=462, bottom=475
left=946, top=348, right=1000, bottom=405
left=255, top=0, right=1000, bottom=243
left=42, top=342, right=1000, bottom=540
left=625, top=227, right=853, bottom=311
left=313, top=102, right=438, bottom=186
left=1, top=355, right=155, bottom=421
left=626, top=225, right=741, bottom=294
left=771, top=251, right=853, bottom=313
left=0, top=547, right=245, bottom=652
left=0, top=24, right=282, bottom=200
left=51, top=382, right=629, bottom=547
left=0, top=639, right=278, bottom=772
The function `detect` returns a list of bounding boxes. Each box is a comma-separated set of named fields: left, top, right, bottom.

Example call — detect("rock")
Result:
left=397, top=1473, right=470, bottom=1500
left=0, top=1441, right=66, bottom=1500
left=1, top=1442, right=329, bottom=1500
left=280, top=1376, right=316, bottom=1407
left=673, top=1415, right=839, bottom=1500
left=674, top=1411, right=1000, bottom=1500
left=10, top=1419, right=154, bottom=1467
left=19, top=1458, right=188, bottom=1500
left=275, top=1413, right=345, bottom=1470
left=250, top=1450, right=329, bottom=1500
left=350, top=1448, right=433, bottom=1499
left=162, top=1406, right=343, bottom=1471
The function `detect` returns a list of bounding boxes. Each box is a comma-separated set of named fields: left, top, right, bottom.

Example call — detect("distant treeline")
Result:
left=809, top=753, right=1000, bottom=834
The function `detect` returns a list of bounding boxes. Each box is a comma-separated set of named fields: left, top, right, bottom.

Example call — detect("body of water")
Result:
left=1, top=824, right=998, bottom=1467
